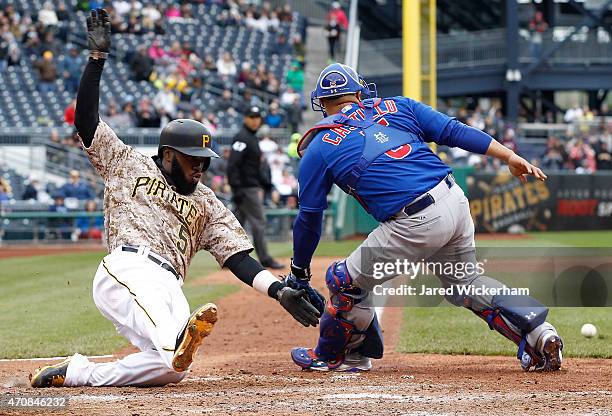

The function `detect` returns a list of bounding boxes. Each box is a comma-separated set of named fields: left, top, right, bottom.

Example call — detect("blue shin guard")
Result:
left=292, top=260, right=382, bottom=370
left=313, top=310, right=355, bottom=366
left=474, top=294, right=548, bottom=368
left=356, top=314, right=383, bottom=359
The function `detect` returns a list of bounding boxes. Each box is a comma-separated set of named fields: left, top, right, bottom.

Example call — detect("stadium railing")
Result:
left=359, top=28, right=612, bottom=75
left=0, top=207, right=336, bottom=244
left=0, top=126, right=294, bottom=147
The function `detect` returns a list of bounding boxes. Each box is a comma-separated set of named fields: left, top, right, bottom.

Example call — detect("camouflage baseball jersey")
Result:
left=82, top=120, right=253, bottom=279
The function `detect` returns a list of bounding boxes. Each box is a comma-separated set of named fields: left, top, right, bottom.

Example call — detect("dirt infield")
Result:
left=0, top=257, right=611, bottom=415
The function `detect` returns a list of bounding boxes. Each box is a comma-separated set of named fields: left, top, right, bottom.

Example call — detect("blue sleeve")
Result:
left=297, top=143, right=334, bottom=212
left=407, top=98, right=454, bottom=140
left=436, top=119, right=493, bottom=154
left=408, top=98, right=493, bottom=155
left=292, top=142, right=334, bottom=268
left=292, top=210, right=323, bottom=268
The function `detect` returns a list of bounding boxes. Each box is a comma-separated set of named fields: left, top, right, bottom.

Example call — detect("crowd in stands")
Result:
left=1, top=0, right=307, bottom=132
left=0, top=2, right=66, bottom=68
left=1, top=167, right=104, bottom=241
left=0, top=2, right=81, bottom=85
left=102, top=0, right=306, bottom=131
left=119, top=0, right=303, bottom=130
left=438, top=99, right=612, bottom=173
left=1, top=0, right=309, bottom=242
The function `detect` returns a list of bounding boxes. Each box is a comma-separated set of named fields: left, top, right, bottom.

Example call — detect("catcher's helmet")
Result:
left=310, top=63, right=377, bottom=115
left=159, top=119, right=219, bottom=158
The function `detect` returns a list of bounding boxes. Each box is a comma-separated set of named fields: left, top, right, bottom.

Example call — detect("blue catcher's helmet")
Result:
left=310, top=63, right=377, bottom=116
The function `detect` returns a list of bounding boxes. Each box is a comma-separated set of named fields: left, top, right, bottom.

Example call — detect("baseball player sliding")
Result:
left=30, top=9, right=321, bottom=388
left=288, top=63, right=564, bottom=372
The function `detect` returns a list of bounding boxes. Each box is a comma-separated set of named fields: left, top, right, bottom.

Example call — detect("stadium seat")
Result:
left=0, top=1, right=306, bottom=127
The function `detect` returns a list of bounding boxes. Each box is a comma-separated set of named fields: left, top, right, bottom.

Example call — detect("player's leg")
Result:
left=240, top=187, right=274, bottom=264
left=100, top=251, right=217, bottom=376
left=61, top=273, right=212, bottom=386
left=432, top=184, right=563, bottom=371
left=291, top=205, right=453, bottom=372
left=62, top=351, right=185, bottom=387
left=232, top=192, right=247, bottom=226
left=38, top=250, right=211, bottom=387
left=291, top=260, right=381, bottom=372
left=32, top=255, right=183, bottom=387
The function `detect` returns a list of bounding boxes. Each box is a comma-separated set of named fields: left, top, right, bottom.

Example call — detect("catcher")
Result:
left=30, top=9, right=322, bottom=388
left=289, top=63, right=563, bottom=372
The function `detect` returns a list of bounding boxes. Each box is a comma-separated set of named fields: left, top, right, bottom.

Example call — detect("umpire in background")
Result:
left=227, top=106, right=284, bottom=270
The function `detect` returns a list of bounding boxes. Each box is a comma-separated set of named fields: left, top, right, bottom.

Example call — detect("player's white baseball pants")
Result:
left=64, top=246, right=191, bottom=387
left=343, top=176, right=557, bottom=352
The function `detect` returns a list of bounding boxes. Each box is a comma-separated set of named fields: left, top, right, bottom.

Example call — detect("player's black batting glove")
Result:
left=283, top=261, right=326, bottom=315
left=86, top=9, right=111, bottom=54
left=276, top=287, right=321, bottom=327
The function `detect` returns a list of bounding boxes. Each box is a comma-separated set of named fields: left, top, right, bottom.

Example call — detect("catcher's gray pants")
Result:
left=342, top=177, right=555, bottom=353
left=233, top=187, right=273, bottom=264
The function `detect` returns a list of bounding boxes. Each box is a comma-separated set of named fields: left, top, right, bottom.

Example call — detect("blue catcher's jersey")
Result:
left=298, top=96, right=453, bottom=222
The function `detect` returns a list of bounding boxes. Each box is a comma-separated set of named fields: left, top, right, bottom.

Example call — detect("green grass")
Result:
left=267, top=240, right=362, bottom=259
left=272, top=231, right=612, bottom=257
left=398, top=306, right=612, bottom=358
left=270, top=231, right=612, bottom=258
left=0, top=251, right=237, bottom=358
left=393, top=231, right=612, bottom=359
left=307, top=231, right=610, bottom=359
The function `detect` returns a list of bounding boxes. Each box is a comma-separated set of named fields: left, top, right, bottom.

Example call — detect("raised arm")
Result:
left=74, top=9, right=111, bottom=147
left=74, top=9, right=131, bottom=180
left=408, top=98, right=547, bottom=183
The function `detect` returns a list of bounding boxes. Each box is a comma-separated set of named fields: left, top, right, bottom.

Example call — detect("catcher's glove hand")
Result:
left=276, top=286, right=321, bottom=327
left=283, top=261, right=326, bottom=315
left=86, top=9, right=111, bottom=53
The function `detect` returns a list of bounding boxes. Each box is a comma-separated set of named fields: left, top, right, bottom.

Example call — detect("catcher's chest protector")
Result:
left=301, top=100, right=424, bottom=210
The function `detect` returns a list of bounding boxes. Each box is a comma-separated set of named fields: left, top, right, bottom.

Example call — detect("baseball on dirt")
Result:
left=581, top=323, right=597, bottom=338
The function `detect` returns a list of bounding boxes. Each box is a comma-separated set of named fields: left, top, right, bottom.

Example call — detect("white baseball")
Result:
left=581, top=323, right=597, bottom=338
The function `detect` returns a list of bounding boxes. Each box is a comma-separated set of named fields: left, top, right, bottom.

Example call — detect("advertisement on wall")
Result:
left=466, top=172, right=612, bottom=232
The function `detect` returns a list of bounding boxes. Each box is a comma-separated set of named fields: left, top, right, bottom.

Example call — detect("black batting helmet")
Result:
left=159, top=119, right=219, bottom=158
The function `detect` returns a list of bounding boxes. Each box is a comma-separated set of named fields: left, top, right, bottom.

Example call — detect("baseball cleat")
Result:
left=261, top=258, right=285, bottom=270
left=172, top=303, right=218, bottom=372
left=336, top=352, right=372, bottom=372
left=536, top=334, right=563, bottom=372
left=291, top=348, right=371, bottom=372
left=30, top=357, right=71, bottom=388
left=520, top=333, right=564, bottom=372
left=291, top=347, right=341, bottom=371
